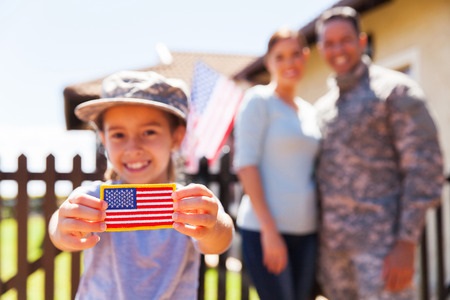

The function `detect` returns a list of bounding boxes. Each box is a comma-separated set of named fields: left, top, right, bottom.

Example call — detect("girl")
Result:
left=48, top=70, right=234, bottom=300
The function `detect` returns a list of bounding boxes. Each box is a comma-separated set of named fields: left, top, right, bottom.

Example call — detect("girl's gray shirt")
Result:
left=74, top=181, right=200, bottom=300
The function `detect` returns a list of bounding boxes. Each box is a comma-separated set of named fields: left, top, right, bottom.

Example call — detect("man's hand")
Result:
left=382, top=240, right=416, bottom=292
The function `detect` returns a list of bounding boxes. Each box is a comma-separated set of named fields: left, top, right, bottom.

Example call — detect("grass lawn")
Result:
left=204, top=267, right=259, bottom=300
left=1, top=216, right=258, bottom=300
left=1, top=216, right=73, bottom=300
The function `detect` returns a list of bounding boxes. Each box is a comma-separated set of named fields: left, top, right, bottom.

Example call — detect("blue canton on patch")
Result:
left=104, top=188, right=137, bottom=209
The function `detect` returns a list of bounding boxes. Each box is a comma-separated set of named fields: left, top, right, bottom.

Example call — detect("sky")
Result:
left=0, top=0, right=337, bottom=175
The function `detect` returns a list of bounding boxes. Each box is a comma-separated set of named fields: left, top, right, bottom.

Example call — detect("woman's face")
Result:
left=265, top=37, right=308, bottom=88
left=99, top=105, right=185, bottom=184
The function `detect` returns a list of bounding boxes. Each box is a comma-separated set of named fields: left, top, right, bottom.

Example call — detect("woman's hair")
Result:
left=96, top=110, right=185, bottom=183
left=266, top=28, right=308, bottom=56
left=315, top=6, right=361, bottom=37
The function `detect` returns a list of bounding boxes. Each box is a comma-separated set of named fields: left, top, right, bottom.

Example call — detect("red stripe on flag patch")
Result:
left=100, top=183, right=176, bottom=231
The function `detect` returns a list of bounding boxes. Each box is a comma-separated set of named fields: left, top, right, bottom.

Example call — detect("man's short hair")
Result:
left=315, top=6, right=361, bottom=37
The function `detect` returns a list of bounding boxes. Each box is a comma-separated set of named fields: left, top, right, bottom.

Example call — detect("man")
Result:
left=314, top=6, right=444, bottom=300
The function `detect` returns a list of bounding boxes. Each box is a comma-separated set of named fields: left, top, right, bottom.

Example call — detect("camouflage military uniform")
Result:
left=315, top=57, right=444, bottom=300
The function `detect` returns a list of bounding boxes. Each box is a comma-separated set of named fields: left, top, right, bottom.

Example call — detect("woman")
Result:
left=233, top=28, right=321, bottom=300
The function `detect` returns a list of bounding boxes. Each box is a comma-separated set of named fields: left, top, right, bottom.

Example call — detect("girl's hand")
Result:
left=49, top=192, right=107, bottom=252
left=171, top=184, right=234, bottom=254
left=171, top=184, right=218, bottom=239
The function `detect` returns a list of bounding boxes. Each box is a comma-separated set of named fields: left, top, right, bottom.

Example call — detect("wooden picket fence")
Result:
left=0, top=151, right=449, bottom=299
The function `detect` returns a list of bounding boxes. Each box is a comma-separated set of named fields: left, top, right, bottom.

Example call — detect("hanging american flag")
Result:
left=184, top=61, right=244, bottom=172
left=101, top=183, right=176, bottom=231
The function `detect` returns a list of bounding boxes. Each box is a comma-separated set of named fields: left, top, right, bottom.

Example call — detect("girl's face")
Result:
left=99, top=105, right=185, bottom=184
left=265, top=37, right=309, bottom=88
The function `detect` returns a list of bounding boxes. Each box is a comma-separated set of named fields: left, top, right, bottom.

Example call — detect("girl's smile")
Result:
left=124, top=160, right=150, bottom=171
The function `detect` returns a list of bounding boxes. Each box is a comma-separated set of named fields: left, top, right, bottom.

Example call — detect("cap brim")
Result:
left=75, top=97, right=186, bottom=124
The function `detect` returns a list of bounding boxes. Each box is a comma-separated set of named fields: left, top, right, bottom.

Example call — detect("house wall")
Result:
left=299, top=0, right=450, bottom=170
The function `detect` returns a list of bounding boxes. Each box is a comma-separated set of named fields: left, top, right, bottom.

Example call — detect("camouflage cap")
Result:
left=75, top=70, right=189, bottom=124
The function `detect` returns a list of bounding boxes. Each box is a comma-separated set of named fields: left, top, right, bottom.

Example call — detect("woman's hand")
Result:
left=261, top=227, right=288, bottom=275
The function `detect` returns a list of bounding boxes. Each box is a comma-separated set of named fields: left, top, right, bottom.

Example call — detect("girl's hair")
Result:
left=266, top=28, right=308, bottom=57
left=96, top=110, right=185, bottom=183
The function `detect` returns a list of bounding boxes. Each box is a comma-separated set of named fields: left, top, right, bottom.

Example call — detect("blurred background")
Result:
left=1, top=0, right=449, bottom=299
left=0, top=0, right=335, bottom=174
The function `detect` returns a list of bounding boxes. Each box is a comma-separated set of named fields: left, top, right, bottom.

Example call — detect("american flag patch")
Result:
left=100, top=183, right=176, bottom=231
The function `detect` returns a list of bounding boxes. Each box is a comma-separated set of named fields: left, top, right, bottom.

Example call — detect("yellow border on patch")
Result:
left=100, top=183, right=176, bottom=232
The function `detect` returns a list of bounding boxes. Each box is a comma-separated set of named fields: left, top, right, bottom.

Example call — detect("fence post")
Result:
left=199, top=156, right=208, bottom=300
left=445, top=175, right=450, bottom=299
left=435, top=206, right=445, bottom=300
left=69, top=155, right=84, bottom=299
left=16, top=155, right=29, bottom=300
left=217, top=151, right=231, bottom=300
left=196, top=157, right=210, bottom=186
left=43, top=155, right=58, bottom=300
left=420, top=226, right=430, bottom=300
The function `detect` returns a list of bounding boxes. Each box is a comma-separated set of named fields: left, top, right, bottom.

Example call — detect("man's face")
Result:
left=318, top=18, right=367, bottom=75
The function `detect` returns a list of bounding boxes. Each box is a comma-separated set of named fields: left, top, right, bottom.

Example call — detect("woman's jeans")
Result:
left=240, top=229, right=318, bottom=300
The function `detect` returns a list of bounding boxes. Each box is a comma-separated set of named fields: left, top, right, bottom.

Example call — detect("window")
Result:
left=377, top=47, right=420, bottom=80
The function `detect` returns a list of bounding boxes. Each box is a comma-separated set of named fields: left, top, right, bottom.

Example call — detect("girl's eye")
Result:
left=110, top=132, right=125, bottom=139
left=144, top=129, right=157, bottom=136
